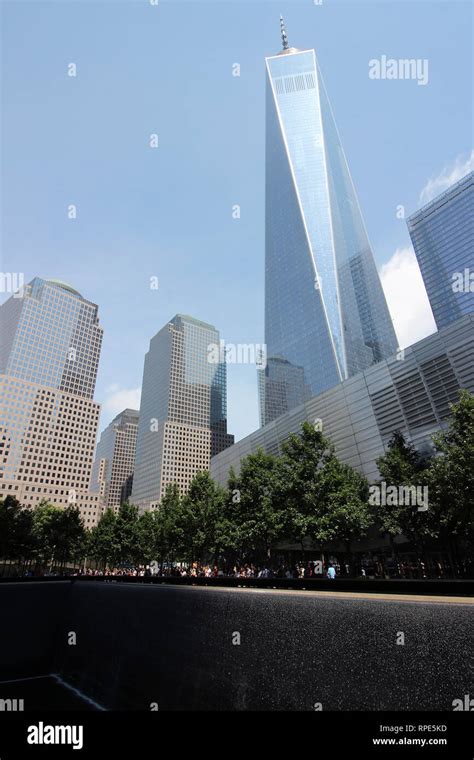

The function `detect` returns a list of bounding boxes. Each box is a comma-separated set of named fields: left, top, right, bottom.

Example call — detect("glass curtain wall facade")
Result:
left=262, top=34, right=397, bottom=425
left=1, top=278, right=102, bottom=394
left=258, top=356, right=310, bottom=428
left=407, top=171, right=474, bottom=330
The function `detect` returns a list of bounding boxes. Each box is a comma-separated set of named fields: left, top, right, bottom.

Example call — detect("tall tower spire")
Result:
left=262, top=34, right=399, bottom=426
left=280, top=15, right=289, bottom=50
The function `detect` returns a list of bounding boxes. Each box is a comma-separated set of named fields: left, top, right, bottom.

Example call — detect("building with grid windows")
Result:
left=91, top=408, right=139, bottom=513
left=0, top=277, right=103, bottom=527
left=213, top=314, right=474, bottom=486
left=260, top=18, right=397, bottom=426
left=131, top=314, right=234, bottom=511
left=407, top=171, right=474, bottom=330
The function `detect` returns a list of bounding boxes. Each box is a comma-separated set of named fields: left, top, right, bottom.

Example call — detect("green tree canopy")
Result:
left=179, top=472, right=226, bottom=563
left=88, top=508, right=117, bottom=570
left=315, top=456, right=371, bottom=553
left=374, top=430, right=433, bottom=549
left=154, top=483, right=185, bottom=563
left=278, top=422, right=372, bottom=568
left=427, top=390, right=474, bottom=547
left=113, top=502, right=139, bottom=566
left=225, top=449, right=285, bottom=562
left=135, top=510, right=158, bottom=566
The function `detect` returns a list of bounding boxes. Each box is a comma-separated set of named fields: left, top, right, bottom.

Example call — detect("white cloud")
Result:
left=380, top=246, right=437, bottom=350
left=419, top=150, right=474, bottom=205
left=101, top=384, right=141, bottom=422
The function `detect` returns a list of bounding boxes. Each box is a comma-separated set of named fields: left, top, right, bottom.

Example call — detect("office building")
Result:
left=258, top=356, right=310, bottom=427
left=91, top=408, right=139, bottom=513
left=0, top=277, right=103, bottom=527
left=261, top=17, right=397, bottom=425
left=407, top=171, right=474, bottom=330
left=131, top=314, right=234, bottom=510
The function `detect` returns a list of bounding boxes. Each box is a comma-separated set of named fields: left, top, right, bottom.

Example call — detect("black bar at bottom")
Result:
left=0, top=711, right=472, bottom=758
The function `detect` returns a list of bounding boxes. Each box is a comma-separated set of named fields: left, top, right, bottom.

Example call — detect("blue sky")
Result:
left=2, top=0, right=472, bottom=441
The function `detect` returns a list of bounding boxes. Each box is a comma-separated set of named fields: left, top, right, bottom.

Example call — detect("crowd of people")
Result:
left=17, top=554, right=472, bottom=580
left=71, top=561, right=336, bottom=579
left=72, top=557, right=472, bottom=579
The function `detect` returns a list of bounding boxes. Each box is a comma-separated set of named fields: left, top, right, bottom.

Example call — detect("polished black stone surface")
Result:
left=57, top=583, right=472, bottom=711
left=1, top=581, right=472, bottom=711
left=0, top=677, right=94, bottom=711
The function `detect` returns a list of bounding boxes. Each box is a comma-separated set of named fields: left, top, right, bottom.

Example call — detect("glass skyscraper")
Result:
left=131, top=314, right=234, bottom=510
left=261, top=19, right=397, bottom=426
left=0, top=277, right=103, bottom=526
left=258, top=356, right=310, bottom=428
left=407, top=171, right=474, bottom=331
left=1, top=277, right=102, bottom=396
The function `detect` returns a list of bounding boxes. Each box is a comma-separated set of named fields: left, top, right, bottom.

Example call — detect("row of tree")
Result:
left=1, top=391, right=472, bottom=575
left=0, top=500, right=86, bottom=574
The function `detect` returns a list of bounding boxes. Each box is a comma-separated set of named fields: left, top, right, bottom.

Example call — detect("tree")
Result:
left=280, top=422, right=372, bottom=571
left=0, top=496, right=34, bottom=575
left=375, top=431, right=433, bottom=564
left=179, top=472, right=226, bottom=563
left=0, top=496, right=20, bottom=565
left=136, top=511, right=158, bottom=566
left=154, top=484, right=184, bottom=566
left=314, top=457, right=371, bottom=573
left=31, top=502, right=64, bottom=570
left=214, top=467, right=241, bottom=564
left=29, top=502, right=86, bottom=572
left=10, top=506, right=35, bottom=572
left=377, top=430, right=429, bottom=484
left=113, top=502, right=139, bottom=567
left=88, top=508, right=116, bottom=571
left=427, top=390, right=474, bottom=564
left=225, top=449, right=285, bottom=563
left=54, top=507, right=87, bottom=571
left=280, top=422, right=335, bottom=558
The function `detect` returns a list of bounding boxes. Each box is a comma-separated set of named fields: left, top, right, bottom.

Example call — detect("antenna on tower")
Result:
left=280, top=15, right=289, bottom=50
